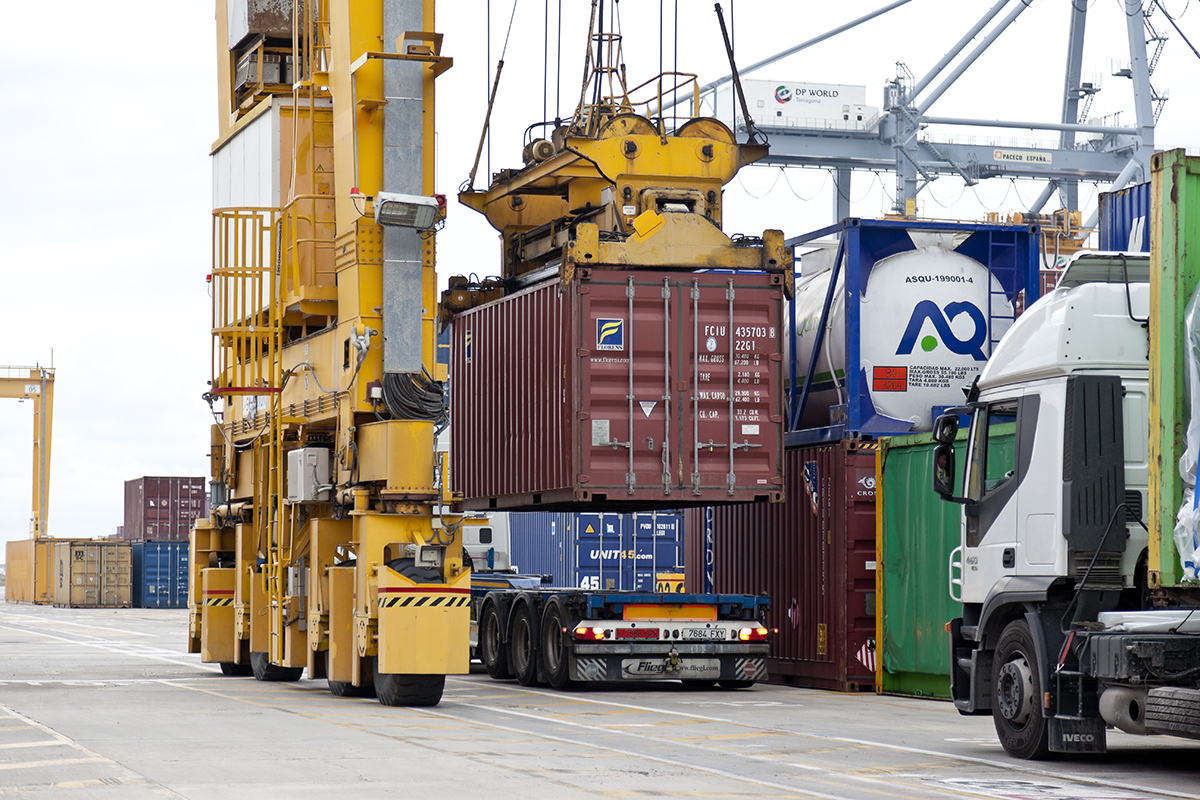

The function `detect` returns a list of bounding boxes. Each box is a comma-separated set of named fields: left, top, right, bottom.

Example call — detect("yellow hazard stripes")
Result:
left=377, top=587, right=471, bottom=610
left=203, top=591, right=234, bottom=607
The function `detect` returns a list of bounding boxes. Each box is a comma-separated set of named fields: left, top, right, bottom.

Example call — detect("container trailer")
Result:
left=464, top=511, right=768, bottom=688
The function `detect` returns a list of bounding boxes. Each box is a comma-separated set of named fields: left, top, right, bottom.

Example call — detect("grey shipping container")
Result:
left=450, top=269, right=786, bottom=511
left=686, top=441, right=877, bottom=691
left=1098, top=181, right=1151, bottom=253
left=124, top=477, right=207, bottom=543
left=508, top=511, right=684, bottom=590
left=131, top=542, right=189, bottom=608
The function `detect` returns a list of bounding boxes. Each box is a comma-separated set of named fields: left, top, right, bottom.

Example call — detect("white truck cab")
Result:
left=933, top=252, right=1162, bottom=759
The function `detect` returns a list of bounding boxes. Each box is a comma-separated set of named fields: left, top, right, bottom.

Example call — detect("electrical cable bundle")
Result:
left=381, top=369, right=448, bottom=429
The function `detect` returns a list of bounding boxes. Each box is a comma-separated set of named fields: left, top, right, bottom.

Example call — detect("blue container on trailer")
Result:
left=785, top=217, right=1042, bottom=447
left=506, top=511, right=684, bottom=590
left=507, top=512, right=576, bottom=586
left=1098, top=181, right=1151, bottom=253
left=130, top=542, right=189, bottom=608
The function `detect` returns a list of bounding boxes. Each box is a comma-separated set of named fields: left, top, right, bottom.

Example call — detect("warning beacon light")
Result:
left=374, top=192, right=441, bottom=230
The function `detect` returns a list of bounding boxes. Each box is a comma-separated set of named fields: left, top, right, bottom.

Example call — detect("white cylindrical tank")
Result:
left=792, top=245, right=1013, bottom=431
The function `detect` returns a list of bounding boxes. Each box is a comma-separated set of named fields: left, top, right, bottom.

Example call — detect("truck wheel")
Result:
left=480, top=602, right=512, bottom=679
left=373, top=658, right=444, bottom=706
left=250, top=651, right=304, bottom=682
left=992, top=620, right=1050, bottom=760
left=541, top=598, right=581, bottom=690
left=510, top=603, right=540, bottom=686
left=326, top=650, right=376, bottom=698
left=219, top=662, right=253, bottom=676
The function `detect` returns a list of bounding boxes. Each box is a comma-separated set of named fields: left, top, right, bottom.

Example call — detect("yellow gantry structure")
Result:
left=191, top=0, right=464, bottom=704
left=2, top=365, right=55, bottom=605
left=0, top=366, right=54, bottom=539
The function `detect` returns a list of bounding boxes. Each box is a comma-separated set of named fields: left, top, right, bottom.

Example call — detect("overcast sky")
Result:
left=1, top=0, right=1197, bottom=558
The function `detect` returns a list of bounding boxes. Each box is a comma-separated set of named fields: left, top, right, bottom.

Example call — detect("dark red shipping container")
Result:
left=450, top=269, right=785, bottom=510
left=688, top=441, right=877, bottom=691
left=123, top=477, right=208, bottom=543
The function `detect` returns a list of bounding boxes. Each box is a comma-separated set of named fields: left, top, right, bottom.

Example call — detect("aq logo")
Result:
left=895, top=300, right=987, bottom=361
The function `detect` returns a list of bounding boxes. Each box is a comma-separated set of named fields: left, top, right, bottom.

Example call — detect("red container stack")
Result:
left=450, top=269, right=786, bottom=511
left=123, top=477, right=208, bottom=543
left=687, top=441, right=878, bottom=691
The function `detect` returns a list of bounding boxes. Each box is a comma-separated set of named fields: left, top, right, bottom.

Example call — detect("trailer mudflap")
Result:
left=1047, top=716, right=1106, bottom=753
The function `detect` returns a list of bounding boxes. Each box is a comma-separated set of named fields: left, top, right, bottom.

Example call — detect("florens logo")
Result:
left=895, top=300, right=988, bottom=361
left=597, top=318, right=625, bottom=351
left=774, top=85, right=792, bottom=103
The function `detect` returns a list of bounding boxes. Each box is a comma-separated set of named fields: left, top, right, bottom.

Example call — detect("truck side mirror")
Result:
left=933, top=443, right=956, bottom=498
left=932, top=413, right=960, bottom=445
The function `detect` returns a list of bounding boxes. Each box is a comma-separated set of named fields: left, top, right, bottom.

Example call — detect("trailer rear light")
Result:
left=738, top=626, right=769, bottom=641
left=574, top=626, right=606, bottom=640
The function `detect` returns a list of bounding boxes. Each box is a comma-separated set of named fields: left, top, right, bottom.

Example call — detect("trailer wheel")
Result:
left=541, top=598, right=581, bottom=690
left=992, top=620, right=1050, bottom=760
left=510, top=603, right=540, bottom=685
left=326, top=650, right=376, bottom=698
left=373, top=658, right=444, bottom=707
left=250, top=651, right=304, bottom=682
left=480, top=602, right=512, bottom=680
left=717, top=680, right=755, bottom=689
left=219, top=662, right=253, bottom=677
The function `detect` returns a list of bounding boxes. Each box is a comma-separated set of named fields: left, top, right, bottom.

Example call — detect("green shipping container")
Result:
left=876, top=432, right=964, bottom=699
left=1151, top=150, right=1200, bottom=588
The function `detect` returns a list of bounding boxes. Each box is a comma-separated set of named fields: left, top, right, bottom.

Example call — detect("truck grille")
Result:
left=1072, top=554, right=1123, bottom=589
left=1125, top=490, right=1143, bottom=522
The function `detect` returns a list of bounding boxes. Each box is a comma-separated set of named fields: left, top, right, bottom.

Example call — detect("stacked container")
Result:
left=123, top=476, right=203, bottom=607
left=1098, top=181, right=1151, bottom=253
left=685, top=218, right=1041, bottom=691
left=51, top=541, right=132, bottom=608
left=687, top=443, right=877, bottom=691
left=130, top=542, right=190, bottom=608
left=123, top=477, right=207, bottom=543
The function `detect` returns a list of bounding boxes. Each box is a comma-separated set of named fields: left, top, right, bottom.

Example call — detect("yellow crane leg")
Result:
left=353, top=514, right=469, bottom=679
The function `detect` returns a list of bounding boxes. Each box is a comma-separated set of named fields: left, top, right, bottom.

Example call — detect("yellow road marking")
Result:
left=0, top=757, right=106, bottom=771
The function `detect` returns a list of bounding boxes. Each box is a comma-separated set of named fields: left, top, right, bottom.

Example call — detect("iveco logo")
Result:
left=1063, top=734, right=1095, bottom=743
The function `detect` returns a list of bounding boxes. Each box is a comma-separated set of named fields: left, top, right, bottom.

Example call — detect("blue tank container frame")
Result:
left=785, top=217, right=1042, bottom=447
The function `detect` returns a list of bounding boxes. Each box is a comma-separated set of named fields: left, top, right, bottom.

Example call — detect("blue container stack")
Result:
left=130, top=541, right=189, bottom=609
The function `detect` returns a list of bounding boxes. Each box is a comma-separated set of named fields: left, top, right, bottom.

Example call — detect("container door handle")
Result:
left=662, top=277, right=672, bottom=494
left=726, top=279, right=736, bottom=495
left=691, top=279, right=702, bottom=495
left=948, top=545, right=963, bottom=603
left=626, top=277, right=636, bottom=494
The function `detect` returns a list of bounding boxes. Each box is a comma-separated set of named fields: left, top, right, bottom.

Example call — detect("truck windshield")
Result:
left=967, top=401, right=1018, bottom=500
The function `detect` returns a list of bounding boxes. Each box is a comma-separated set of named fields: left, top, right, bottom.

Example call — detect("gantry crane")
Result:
left=2, top=365, right=55, bottom=604
left=190, top=0, right=461, bottom=705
